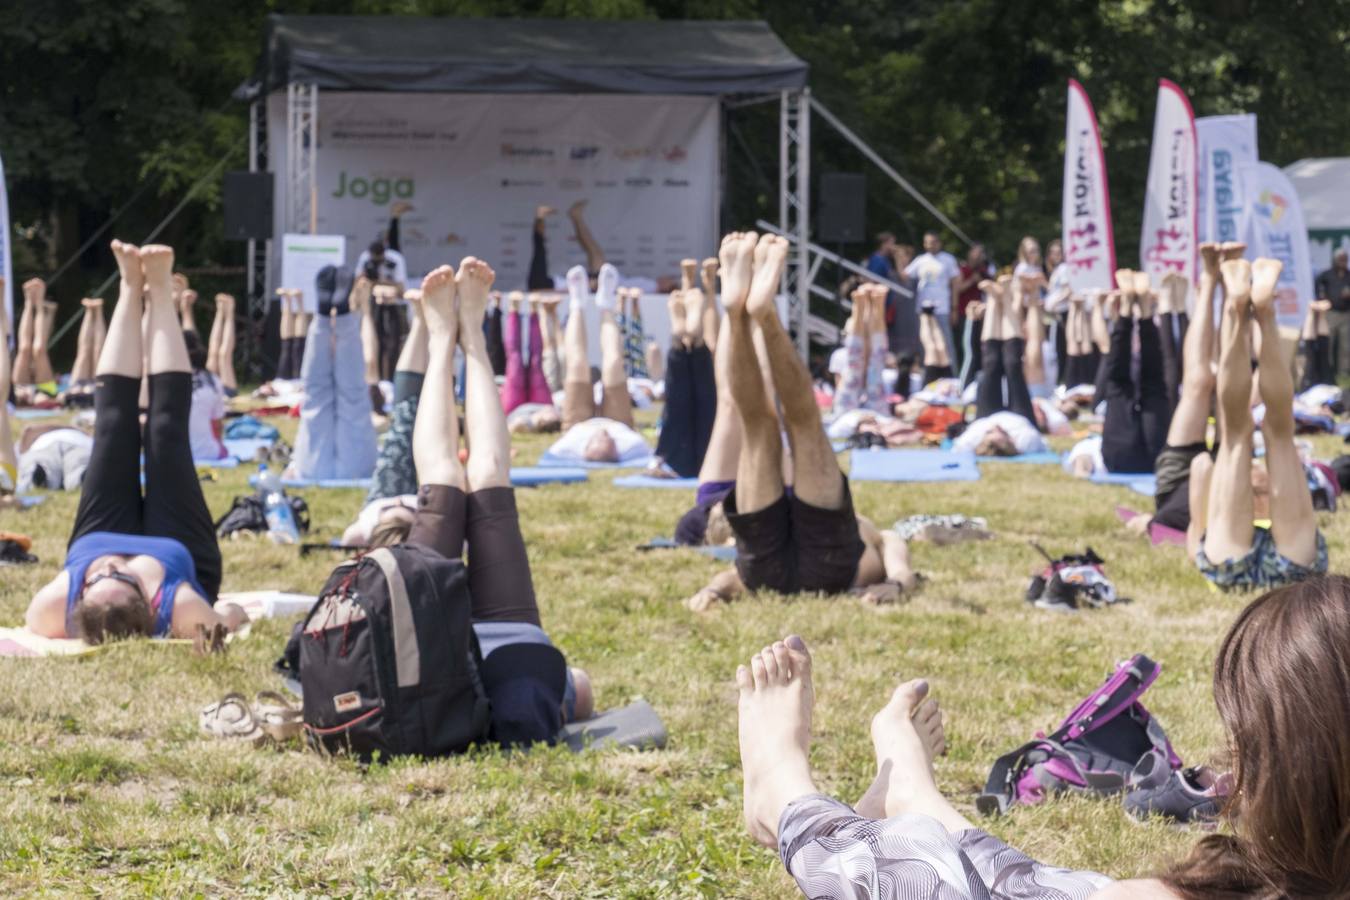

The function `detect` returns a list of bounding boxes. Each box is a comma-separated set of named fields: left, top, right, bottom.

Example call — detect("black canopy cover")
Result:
left=262, top=15, right=808, bottom=96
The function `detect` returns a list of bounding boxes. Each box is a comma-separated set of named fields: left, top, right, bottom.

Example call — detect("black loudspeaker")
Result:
left=817, top=173, right=866, bottom=244
left=223, top=171, right=274, bottom=241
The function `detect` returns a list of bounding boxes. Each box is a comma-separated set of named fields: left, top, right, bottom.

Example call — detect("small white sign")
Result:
left=280, top=233, right=346, bottom=314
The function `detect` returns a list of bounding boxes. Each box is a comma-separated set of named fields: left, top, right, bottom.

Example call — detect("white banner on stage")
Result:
left=1061, top=79, right=1116, bottom=293
left=269, top=92, right=719, bottom=290
left=1196, top=114, right=1257, bottom=246
left=1238, top=162, right=1313, bottom=326
left=1139, top=79, right=1198, bottom=288
left=280, top=234, right=346, bottom=314
left=0, top=152, right=11, bottom=337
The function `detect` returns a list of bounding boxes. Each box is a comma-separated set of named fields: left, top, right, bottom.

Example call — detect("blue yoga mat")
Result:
left=980, top=450, right=1062, bottom=465
left=536, top=451, right=654, bottom=470
left=13, top=408, right=61, bottom=420
left=1129, top=477, right=1157, bottom=497
left=223, top=437, right=275, bottom=461
left=17, top=495, right=47, bottom=509
left=510, top=466, right=588, bottom=487
left=195, top=456, right=240, bottom=469
left=613, top=475, right=699, bottom=490
left=249, top=475, right=373, bottom=490
left=641, top=537, right=738, bottom=562
left=1089, top=470, right=1155, bottom=486
left=849, top=448, right=981, bottom=483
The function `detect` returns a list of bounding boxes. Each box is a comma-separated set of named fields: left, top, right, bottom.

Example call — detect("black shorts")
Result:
left=723, top=478, right=865, bottom=595
left=1153, top=441, right=1206, bottom=531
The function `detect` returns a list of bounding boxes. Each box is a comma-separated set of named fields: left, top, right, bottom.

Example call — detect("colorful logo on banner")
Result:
left=1240, top=162, right=1313, bottom=325
left=1061, top=79, right=1116, bottom=292
left=1139, top=79, right=1197, bottom=287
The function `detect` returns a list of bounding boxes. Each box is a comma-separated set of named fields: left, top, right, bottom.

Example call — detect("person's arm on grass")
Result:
left=687, top=568, right=745, bottom=612
left=170, top=589, right=249, bottom=638
left=25, top=572, right=71, bottom=637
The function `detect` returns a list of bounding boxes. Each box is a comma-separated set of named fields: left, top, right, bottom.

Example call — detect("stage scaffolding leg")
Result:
left=245, top=98, right=271, bottom=382
left=779, top=88, right=811, bottom=358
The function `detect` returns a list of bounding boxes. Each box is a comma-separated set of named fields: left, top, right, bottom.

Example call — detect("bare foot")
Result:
left=1135, top=290, right=1156, bottom=320
left=667, top=290, right=686, bottom=341
left=701, top=257, right=719, bottom=296
left=568, top=199, right=588, bottom=218
left=1114, top=268, right=1136, bottom=299
left=854, top=679, right=947, bottom=819
left=1220, top=259, right=1252, bottom=308
left=403, top=288, right=423, bottom=304
left=1160, top=273, right=1187, bottom=315
left=538, top=292, right=563, bottom=310
left=507, top=290, right=524, bottom=315
left=737, top=636, right=817, bottom=848
left=718, top=232, right=758, bottom=316
left=680, top=258, right=698, bottom=291
left=420, top=264, right=459, bottom=341
left=535, top=205, right=556, bottom=221
left=390, top=200, right=414, bottom=218
left=180, top=289, right=198, bottom=321
left=746, top=234, right=788, bottom=321
left=1220, top=242, right=1246, bottom=262
left=1199, top=243, right=1221, bottom=280
left=22, top=278, right=44, bottom=307
left=1251, top=258, right=1282, bottom=315
left=81, top=298, right=103, bottom=310
left=1130, top=271, right=1152, bottom=300
left=139, top=245, right=175, bottom=307
left=455, top=256, right=496, bottom=342
left=686, top=587, right=722, bottom=613
left=682, top=283, right=706, bottom=340
left=111, top=240, right=144, bottom=293
left=853, top=582, right=905, bottom=605
left=1312, top=299, right=1332, bottom=313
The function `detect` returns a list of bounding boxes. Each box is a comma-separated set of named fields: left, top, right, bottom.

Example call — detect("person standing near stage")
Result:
left=903, top=231, right=961, bottom=364
left=355, top=239, right=409, bottom=383
left=1316, top=249, right=1350, bottom=377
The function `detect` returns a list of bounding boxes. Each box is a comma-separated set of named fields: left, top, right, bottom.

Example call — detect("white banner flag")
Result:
left=1139, top=79, right=1198, bottom=288
left=1238, top=162, right=1313, bottom=326
left=1061, top=79, right=1116, bottom=292
left=0, top=151, right=11, bottom=337
left=1196, top=114, right=1257, bottom=246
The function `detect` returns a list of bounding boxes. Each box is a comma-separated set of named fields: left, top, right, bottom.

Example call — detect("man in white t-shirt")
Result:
left=903, top=231, right=961, bottom=364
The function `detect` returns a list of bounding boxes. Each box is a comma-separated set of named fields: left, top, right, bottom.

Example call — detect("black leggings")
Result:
left=1101, top=317, right=1172, bottom=474
left=485, top=307, right=506, bottom=378
left=527, top=229, right=553, bottom=291
left=1301, top=335, right=1334, bottom=390
left=975, top=338, right=1035, bottom=423
left=70, top=374, right=222, bottom=599
left=1061, top=350, right=1101, bottom=389
left=1159, top=311, right=1189, bottom=413
left=374, top=303, right=404, bottom=382
left=406, top=484, right=540, bottom=627
left=656, top=342, right=716, bottom=477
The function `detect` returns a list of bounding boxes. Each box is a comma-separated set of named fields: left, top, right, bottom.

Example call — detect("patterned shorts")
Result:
left=779, top=795, right=1111, bottom=899
left=1196, top=526, right=1328, bottom=592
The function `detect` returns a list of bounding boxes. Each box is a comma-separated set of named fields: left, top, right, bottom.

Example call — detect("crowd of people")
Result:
left=3, top=209, right=1347, bottom=897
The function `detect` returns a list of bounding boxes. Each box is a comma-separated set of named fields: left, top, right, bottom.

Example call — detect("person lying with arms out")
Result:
left=24, top=241, right=247, bottom=643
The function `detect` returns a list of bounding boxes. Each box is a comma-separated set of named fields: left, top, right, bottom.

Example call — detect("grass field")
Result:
left=1, top=406, right=1345, bottom=897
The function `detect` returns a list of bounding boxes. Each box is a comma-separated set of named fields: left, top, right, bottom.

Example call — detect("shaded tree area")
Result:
left=3, top=0, right=1348, bottom=356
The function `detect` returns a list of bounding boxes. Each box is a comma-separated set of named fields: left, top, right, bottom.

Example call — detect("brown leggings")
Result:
left=406, top=484, right=541, bottom=626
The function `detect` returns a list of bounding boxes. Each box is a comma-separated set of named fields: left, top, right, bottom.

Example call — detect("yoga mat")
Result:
left=510, top=466, right=589, bottom=487
left=849, top=448, right=980, bottom=483
left=223, top=437, right=276, bottom=461
left=612, top=475, right=699, bottom=490
left=560, top=699, right=667, bottom=752
left=17, top=495, right=47, bottom=509
left=1129, top=477, right=1157, bottom=497
left=0, top=628, right=205, bottom=658
left=249, top=475, right=373, bottom=490
left=219, top=591, right=316, bottom=620
left=12, top=408, right=62, bottom=420
left=1089, top=470, right=1156, bottom=486
left=536, top=451, right=655, bottom=470
left=639, top=536, right=738, bottom=562
left=195, top=456, right=240, bottom=469
left=979, top=451, right=1062, bottom=465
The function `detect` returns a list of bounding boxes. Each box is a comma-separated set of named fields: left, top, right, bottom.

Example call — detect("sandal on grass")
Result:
left=200, top=693, right=265, bottom=746
left=254, top=691, right=303, bottom=742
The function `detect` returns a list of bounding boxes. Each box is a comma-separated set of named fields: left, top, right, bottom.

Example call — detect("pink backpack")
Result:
left=977, top=654, right=1181, bottom=815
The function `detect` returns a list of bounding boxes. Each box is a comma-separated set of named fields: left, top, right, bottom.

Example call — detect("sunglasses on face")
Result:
left=80, top=570, right=146, bottom=603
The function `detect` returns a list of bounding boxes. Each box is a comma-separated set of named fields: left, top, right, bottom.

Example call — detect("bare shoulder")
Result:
left=1091, top=879, right=1178, bottom=900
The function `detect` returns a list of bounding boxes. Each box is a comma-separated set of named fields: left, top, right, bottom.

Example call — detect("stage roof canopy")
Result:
left=261, top=15, right=808, bottom=96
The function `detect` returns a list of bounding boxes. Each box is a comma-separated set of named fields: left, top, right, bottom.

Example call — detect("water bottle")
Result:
left=257, top=464, right=300, bottom=545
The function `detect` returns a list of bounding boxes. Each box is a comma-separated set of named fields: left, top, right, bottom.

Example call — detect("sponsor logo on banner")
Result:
left=594, top=179, right=618, bottom=188
left=558, top=177, right=583, bottom=190
left=500, top=143, right=554, bottom=159
left=1139, top=79, right=1197, bottom=286
left=625, top=177, right=653, bottom=188
left=1240, top=162, right=1314, bottom=325
left=664, top=146, right=687, bottom=162
left=663, top=178, right=690, bottom=188
left=331, top=172, right=414, bottom=205
left=1196, top=114, right=1257, bottom=245
left=1061, top=79, right=1116, bottom=292
left=500, top=178, right=545, bottom=188
left=569, top=146, right=600, bottom=161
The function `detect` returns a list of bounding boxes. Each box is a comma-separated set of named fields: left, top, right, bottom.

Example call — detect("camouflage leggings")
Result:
left=367, top=372, right=422, bottom=504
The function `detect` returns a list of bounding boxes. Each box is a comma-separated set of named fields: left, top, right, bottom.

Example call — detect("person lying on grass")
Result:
left=24, top=241, right=248, bottom=643
left=684, top=232, right=916, bottom=611
left=364, top=255, right=594, bottom=736
left=736, top=574, right=1350, bottom=898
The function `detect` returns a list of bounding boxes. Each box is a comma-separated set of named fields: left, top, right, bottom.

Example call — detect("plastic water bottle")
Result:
left=257, top=464, right=300, bottom=545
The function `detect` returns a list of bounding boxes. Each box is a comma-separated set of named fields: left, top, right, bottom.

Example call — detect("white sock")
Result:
left=595, top=263, right=619, bottom=311
left=566, top=265, right=590, bottom=314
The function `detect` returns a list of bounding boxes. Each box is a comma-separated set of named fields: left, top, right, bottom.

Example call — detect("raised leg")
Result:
left=568, top=199, right=605, bottom=276
left=561, top=266, right=596, bottom=429
left=11, top=284, right=36, bottom=386
left=179, top=288, right=198, bottom=334
left=217, top=294, right=237, bottom=391
left=1022, top=289, right=1046, bottom=388
left=1201, top=260, right=1257, bottom=564
left=1251, top=259, right=1318, bottom=567
left=596, top=264, right=633, bottom=427
left=697, top=318, right=745, bottom=483
left=71, top=299, right=102, bottom=383
left=413, top=265, right=467, bottom=492
left=456, top=258, right=510, bottom=492
left=701, top=257, right=720, bottom=353
left=32, top=294, right=56, bottom=384
left=100, top=242, right=147, bottom=378
left=0, top=308, right=14, bottom=490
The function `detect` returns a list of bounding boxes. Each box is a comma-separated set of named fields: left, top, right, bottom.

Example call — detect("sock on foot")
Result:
left=566, top=265, right=590, bottom=315
left=595, top=263, right=619, bottom=312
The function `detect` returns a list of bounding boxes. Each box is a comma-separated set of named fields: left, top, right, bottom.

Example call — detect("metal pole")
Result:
left=795, top=89, right=811, bottom=358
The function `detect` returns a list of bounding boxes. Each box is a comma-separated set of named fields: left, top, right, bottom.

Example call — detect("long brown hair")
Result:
left=1165, top=575, right=1350, bottom=898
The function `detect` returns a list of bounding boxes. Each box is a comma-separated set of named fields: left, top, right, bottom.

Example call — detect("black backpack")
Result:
left=298, top=545, right=491, bottom=760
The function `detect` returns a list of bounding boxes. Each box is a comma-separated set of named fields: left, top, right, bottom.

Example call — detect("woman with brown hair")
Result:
left=734, top=575, right=1350, bottom=898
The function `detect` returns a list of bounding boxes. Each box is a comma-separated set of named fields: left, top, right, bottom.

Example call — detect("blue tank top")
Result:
left=64, top=532, right=205, bottom=638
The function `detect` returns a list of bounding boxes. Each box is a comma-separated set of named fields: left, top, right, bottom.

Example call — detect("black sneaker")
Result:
left=1124, top=749, right=1229, bottom=828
